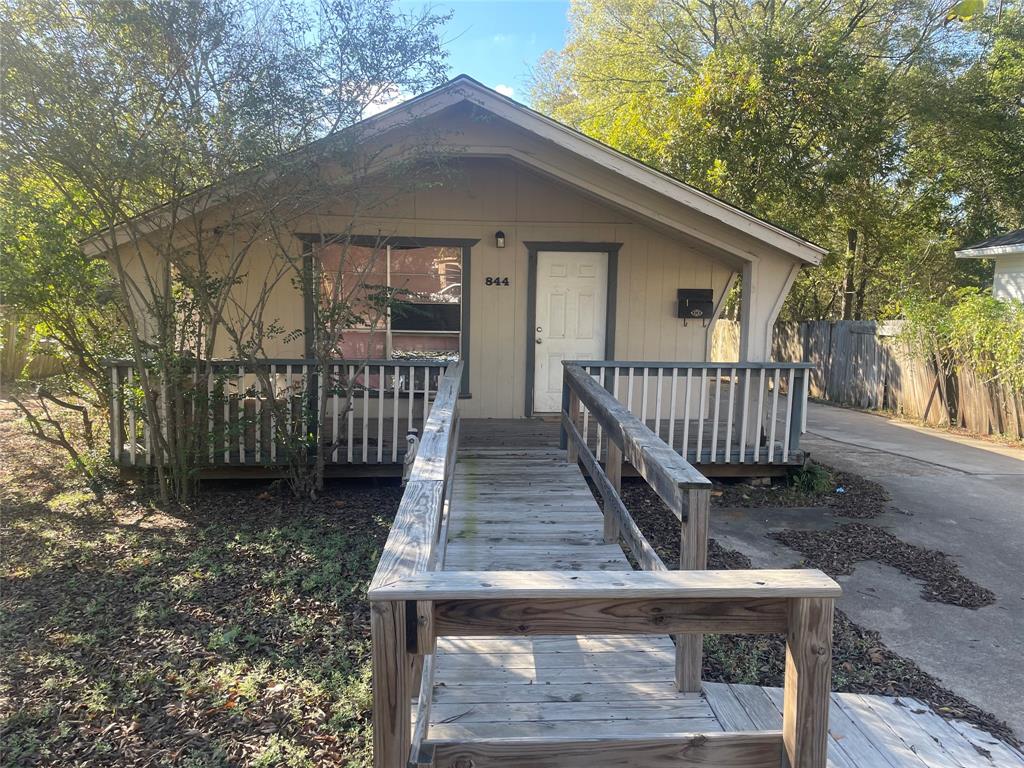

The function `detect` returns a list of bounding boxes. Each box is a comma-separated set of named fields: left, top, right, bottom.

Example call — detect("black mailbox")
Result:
left=677, top=289, right=714, bottom=321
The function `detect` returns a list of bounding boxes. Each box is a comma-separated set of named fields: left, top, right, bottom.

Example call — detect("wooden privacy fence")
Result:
left=367, top=360, right=840, bottom=768
left=714, top=320, right=1024, bottom=441
left=107, top=358, right=449, bottom=467
left=562, top=361, right=812, bottom=466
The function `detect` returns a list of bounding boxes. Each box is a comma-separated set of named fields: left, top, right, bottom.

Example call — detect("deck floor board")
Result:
left=422, top=447, right=1024, bottom=767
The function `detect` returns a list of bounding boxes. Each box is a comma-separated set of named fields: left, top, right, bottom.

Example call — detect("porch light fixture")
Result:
left=495, top=231, right=506, bottom=248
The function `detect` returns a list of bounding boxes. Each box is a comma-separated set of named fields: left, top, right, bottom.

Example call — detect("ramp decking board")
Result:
left=420, top=447, right=1024, bottom=767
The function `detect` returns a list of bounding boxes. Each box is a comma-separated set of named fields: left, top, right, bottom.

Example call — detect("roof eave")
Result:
left=955, top=244, right=1024, bottom=259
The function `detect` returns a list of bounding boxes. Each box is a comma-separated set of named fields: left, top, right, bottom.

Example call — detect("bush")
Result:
left=901, top=288, right=1024, bottom=391
left=791, top=461, right=833, bottom=494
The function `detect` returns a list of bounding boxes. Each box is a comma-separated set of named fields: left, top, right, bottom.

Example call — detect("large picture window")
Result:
left=316, top=238, right=465, bottom=362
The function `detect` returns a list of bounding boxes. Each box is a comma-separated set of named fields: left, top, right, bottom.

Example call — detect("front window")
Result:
left=317, top=239, right=463, bottom=362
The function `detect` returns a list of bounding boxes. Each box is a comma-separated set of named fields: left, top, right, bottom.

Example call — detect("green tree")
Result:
left=2, top=0, right=451, bottom=502
left=533, top=0, right=1022, bottom=318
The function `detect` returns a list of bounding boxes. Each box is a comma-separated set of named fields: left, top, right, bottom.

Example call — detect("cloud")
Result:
left=494, top=84, right=515, bottom=98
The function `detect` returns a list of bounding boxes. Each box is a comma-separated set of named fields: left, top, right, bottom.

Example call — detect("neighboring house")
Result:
left=956, top=228, right=1024, bottom=302
left=90, top=76, right=823, bottom=471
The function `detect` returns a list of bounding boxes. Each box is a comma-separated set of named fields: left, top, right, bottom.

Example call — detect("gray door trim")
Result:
left=523, top=242, right=620, bottom=416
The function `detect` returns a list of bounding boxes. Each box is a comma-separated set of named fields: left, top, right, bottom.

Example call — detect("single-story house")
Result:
left=956, top=228, right=1024, bottom=302
left=91, top=75, right=823, bottom=471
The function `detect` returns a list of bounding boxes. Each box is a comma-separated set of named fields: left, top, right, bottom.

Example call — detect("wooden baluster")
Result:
left=675, top=486, right=710, bottom=693
left=768, top=368, right=781, bottom=462
left=128, top=367, right=139, bottom=467
left=725, top=366, right=736, bottom=463
left=755, top=368, right=766, bottom=462
left=695, top=368, right=707, bottom=463
left=783, top=597, right=834, bottom=768
left=331, top=364, right=340, bottom=463
left=254, top=368, right=262, bottom=463
left=802, top=366, right=810, bottom=433
left=783, top=368, right=796, bottom=462
left=347, top=365, right=355, bottom=463
left=110, top=366, right=122, bottom=464
left=626, top=366, right=635, bottom=412
left=391, top=365, right=400, bottom=463
left=739, top=368, right=750, bottom=464
left=160, top=377, right=169, bottom=467
left=593, top=367, right=603, bottom=461
left=407, top=365, right=415, bottom=438
left=269, top=365, right=277, bottom=464
left=378, top=364, right=385, bottom=463
left=682, top=368, right=692, bottom=462
left=238, top=365, right=246, bottom=464
left=710, top=368, right=722, bottom=463
left=363, top=366, right=370, bottom=464
left=301, top=363, right=309, bottom=445
left=654, top=368, right=663, bottom=442
left=612, top=366, right=621, bottom=403
left=667, top=368, right=679, bottom=452
left=285, top=365, right=294, bottom=462
left=223, top=365, right=232, bottom=464
left=582, top=368, right=591, bottom=454
left=640, top=367, right=649, bottom=425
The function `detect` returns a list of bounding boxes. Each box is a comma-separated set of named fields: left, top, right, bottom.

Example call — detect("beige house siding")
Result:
left=221, top=158, right=737, bottom=418
left=993, top=254, right=1024, bottom=302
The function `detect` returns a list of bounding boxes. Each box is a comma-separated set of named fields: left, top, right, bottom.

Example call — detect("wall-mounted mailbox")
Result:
left=677, top=289, right=714, bottom=323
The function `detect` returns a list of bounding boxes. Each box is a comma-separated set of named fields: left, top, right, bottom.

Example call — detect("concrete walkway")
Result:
left=713, top=403, right=1024, bottom=738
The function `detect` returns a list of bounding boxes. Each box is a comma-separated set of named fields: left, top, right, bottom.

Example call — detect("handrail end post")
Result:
left=782, top=596, right=834, bottom=768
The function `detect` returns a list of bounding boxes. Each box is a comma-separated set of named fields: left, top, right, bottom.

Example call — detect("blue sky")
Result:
left=402, top=1, right=571, bottom=104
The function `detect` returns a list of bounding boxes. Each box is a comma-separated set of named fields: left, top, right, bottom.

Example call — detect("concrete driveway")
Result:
left=714, top=402, right=1024, bottom=736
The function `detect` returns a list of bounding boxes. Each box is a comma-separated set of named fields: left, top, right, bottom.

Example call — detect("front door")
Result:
left=533, top=251, right=608, bottom=412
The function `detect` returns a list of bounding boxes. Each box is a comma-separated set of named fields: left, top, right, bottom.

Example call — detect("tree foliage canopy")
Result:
left=533, top=0, right=1024, bottom=318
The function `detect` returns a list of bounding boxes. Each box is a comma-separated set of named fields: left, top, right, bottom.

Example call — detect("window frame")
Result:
left=299, top=234, right=477, bottom=396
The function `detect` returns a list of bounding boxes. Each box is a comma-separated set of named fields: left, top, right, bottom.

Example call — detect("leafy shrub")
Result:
left=791, top=461, right=833, bottom=494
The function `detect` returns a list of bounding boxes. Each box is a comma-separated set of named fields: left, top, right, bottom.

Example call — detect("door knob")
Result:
left=536, top=338, right=542, bottom=344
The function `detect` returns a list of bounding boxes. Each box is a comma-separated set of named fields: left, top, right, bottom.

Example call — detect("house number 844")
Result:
left=485, top=276, right=510, bottom=286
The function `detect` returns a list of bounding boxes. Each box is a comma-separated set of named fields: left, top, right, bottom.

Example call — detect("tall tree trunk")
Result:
left=842, top=228, right=858, bottom=320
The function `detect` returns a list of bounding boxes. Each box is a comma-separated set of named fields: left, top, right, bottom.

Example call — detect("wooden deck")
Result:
left=426, top=447, right=1024, bottom=767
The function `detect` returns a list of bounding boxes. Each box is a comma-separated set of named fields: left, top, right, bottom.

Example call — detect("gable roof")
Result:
left=84, top=75, right=826, bottom=265
left=956, top=228, right=1024, bottom=258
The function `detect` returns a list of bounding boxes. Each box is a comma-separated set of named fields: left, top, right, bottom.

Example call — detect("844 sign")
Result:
left=484, top=276, right=510, bottom=286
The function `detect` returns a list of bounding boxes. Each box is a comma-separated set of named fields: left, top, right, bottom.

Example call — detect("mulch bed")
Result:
left=712, top=464, right=892, bottom=518
left=618, top=477, right=1019, bottom=749
left=771, top=523, right=996, bottom=608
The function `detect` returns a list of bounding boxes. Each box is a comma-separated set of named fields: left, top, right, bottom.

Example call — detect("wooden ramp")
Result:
left=427, top=447, right=1024, bottom=767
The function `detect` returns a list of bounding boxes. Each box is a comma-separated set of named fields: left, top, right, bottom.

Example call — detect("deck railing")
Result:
left=107, top=358, right=449, bottom=468
left=564, top=361, right=813, bottom=466
left=368, top=360, right=839, bottom=768
left=561, top=361, right=712, bottom=692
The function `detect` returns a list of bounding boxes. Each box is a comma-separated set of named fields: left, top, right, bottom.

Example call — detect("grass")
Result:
left=0, top=402, right=400, bottom=767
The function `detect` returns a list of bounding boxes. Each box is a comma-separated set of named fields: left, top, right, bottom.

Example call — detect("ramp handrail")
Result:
left=368, top=360, right=837, bottom=768
left=561, top=361, right=712, bottom=692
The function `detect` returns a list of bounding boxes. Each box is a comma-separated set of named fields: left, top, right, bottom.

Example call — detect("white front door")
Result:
left=533, top=251, right=608, bottom=412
